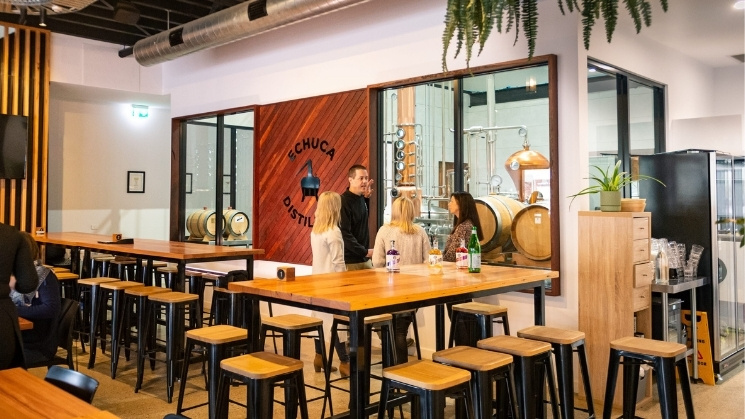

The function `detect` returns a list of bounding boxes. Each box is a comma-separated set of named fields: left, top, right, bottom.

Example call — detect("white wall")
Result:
left=46, top=0, right=742, bottom=358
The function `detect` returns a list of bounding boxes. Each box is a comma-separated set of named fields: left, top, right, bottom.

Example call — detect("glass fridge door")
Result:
left=716, top=155, right=738, bottom=360
left=734, top=157, right=744, bottom=352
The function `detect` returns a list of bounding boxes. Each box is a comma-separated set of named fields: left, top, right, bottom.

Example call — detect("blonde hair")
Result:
left=313, top=191, right=342, bottom=234
left=389, top=196, right=417, bottom=234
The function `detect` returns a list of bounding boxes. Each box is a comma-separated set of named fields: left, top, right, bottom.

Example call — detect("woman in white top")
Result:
left=310, top=191, right=347, bottom=375
left=372, top=196, right=430, bottom=363
left=311, top=191, right=346, bottom=274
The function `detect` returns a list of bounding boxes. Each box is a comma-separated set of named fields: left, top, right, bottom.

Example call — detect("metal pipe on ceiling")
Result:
left=133, top=0, right=371, bottom=67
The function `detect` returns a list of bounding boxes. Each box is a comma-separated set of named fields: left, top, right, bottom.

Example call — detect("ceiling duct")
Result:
left=133, top=0, right=371, bottom=67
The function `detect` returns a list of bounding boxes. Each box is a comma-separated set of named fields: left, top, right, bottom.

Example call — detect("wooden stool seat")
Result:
left=213, top=286, right=242, bottom=294
left=100, top=281, right=146, bottom=291
left=517, top=325, right=585, bottom=345
left=611, top=336, right=686, bottom=358
left=149, top=291, right=199, bottom=304
left=452, top=302, right=508, bottom=316
left=332, top=313, right=393, bottom=324
left=433, top=346, right=512, bottom=371
left=144, top=261, right=168, bottom=268
left=111, top=259, right=137, bottom=265
left=185, top=270, right=202, bottom=277
left=478, top=335, right=551, bottom=357
left=221, top=351, right=304, bottom=379
left=383, top=359, right=471, bottom=391
left=55, top=272, right=79, bottom=281
left=262, top=313, right=323, bottom=330
left=78, top=277, right=120, bottom=286
left=93, top=255, right=115, bottom=261
left=157, top=266, right=178, bottom=273
left=50, top=266, right=70, bottom=273
left=125, top=286, right=171, bottom=297
left=186, top=324, right=247, bottom=344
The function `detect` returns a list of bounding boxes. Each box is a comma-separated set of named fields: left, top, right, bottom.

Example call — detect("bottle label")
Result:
left=386, top=254, right=400, bottom=272
left=428, top=254, right=443, bottom=273
left=456, top=254, right=464, bottom=268
left=469, top=253, right=481, bottom=271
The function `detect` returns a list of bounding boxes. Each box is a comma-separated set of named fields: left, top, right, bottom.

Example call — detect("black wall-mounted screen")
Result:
left=0, top=114, right=28, bottom=179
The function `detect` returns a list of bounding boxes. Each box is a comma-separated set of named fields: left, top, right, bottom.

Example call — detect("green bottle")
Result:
left=467, top=226, right=481, bottom=273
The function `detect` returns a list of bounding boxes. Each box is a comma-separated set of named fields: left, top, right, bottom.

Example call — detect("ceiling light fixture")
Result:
left=38, top=8, right=46, bottom=26
left=735, top=1, right=745, bottom=9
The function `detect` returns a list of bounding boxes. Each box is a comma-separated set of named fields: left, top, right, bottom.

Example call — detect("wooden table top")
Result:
left=34, top=232, right=264, bottom=261
left=18, top=317, right=33, bottom=330
left=229, top=263, right=557, bottom=312
left=0, top=368, right=108, bottom=418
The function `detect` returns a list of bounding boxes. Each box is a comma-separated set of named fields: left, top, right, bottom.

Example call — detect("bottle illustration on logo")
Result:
left=297, top=159, right=320, bottom=201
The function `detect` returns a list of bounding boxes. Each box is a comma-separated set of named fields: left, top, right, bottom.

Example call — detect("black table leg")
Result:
left=534, top=282, right=546, bottom=325
left=349, top=312, right=367, bottom=419
left=435, top=303, right=445, bottom=351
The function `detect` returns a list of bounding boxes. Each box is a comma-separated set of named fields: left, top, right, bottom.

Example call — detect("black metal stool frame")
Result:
left=377, top=377, right=475, bottom=419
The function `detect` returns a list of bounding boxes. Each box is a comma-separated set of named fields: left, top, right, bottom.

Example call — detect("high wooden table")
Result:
left=229, top=262, right=557, bottom=419
left=0, top=367, right=111, bottom=418
left=34, top=232, right=264, bottom=291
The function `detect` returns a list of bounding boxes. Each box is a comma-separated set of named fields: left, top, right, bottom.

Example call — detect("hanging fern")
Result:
left=442, top=0, right=669, bottom=71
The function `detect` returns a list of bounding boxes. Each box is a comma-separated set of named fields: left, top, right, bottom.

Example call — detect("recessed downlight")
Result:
left=735, top=1, right=745, bottom=10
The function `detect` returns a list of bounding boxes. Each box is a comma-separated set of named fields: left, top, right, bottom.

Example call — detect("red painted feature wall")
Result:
left=255, top=89, right=368, bottom=264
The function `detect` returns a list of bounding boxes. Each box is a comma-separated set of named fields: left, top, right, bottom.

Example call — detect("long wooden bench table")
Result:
left=229, top=262, right=557, bottom=419
left=0, top=367, right=113, bottom=418
left=34, top=232, right=264, bottom=292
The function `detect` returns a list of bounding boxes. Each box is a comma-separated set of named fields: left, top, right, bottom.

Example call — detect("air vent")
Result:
left=113, top=1, right=140, bottom=25
left=169, top=28, right=184, bottom=47
left=248, top=0, right=268, bottom=21
left=732, top=54, right=745, bottom=63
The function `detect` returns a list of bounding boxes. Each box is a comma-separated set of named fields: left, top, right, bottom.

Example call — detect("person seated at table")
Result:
left=443, top=191, right=483, bottom=345
left=372, top=196, right=430, bottom=363
left=10, top=232, right=61, bottom=365
left=0, top=223, right=37, bottom=370
left=310, top=191, right=346, bottom=375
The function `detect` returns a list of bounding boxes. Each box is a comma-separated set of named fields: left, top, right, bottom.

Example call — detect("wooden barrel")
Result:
left=474, top=195, right=525, bottom=252
left=511, top=204, right=551, bottom=261
left=222, top=209, right=250, bottom=238
left=186, top=209, right=216, bottom=240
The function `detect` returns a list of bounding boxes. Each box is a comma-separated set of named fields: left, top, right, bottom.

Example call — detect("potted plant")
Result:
left=568, top=160, right=665, bottom=211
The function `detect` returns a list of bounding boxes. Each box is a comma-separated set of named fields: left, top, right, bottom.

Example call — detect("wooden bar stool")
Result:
left=200, top=273, right=219, bottom=324
left=433, top=346, right=519, bottom=419
left=139, top=291, right=202, bottom=403
left=209, top=287, right=245, bottom=327
left=77, top=277, right=120, bottom=364
left=108, top=257, right=137, bottom=281
left=122, top=285, right=171, bottom=394
left=478, top=335, right=560, bottom=419
left=177, top=325, right=247, bottom=418
left=98, top=280, right=149, bottom=378
left=49, top=266, right=70, bottom=273
left=517, top=325, right=595, bottom=419
left=392, top=309, right=422, bottom=360
left=260, top=313, right=331, bottom=418
left=156, top=266, right=179, bottom=289
left=449, top=302, right=510, bottom=347
left=216, top=352, right=309, bottom=419
left=141, top=260, right=168, bottom=285
left=603, top=336, right=694, bottom=419
left=324, top=313, right=397, bottom=417
left=377, top=359, right=475, bottom=419
left=90, top=255, right=115, bottom=278
left=55, top=271, right=79, bottom=300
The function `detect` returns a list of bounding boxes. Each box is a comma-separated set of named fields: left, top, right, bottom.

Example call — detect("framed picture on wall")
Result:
left=185, top=173, right=192, bottom=194
left=127, top=171, right=145, bottom=193
left=223, top=175, right=231, bottom=195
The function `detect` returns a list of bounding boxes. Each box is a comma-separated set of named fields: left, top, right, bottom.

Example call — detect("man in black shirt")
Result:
left=340, top=164, right=374, bottom=270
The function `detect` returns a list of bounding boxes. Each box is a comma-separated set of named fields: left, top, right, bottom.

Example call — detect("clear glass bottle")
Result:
left=456, top=238, right=468, bottom=269
left=656, top=247, right=669, bottom=284
left=467, top=226, right=481, bottom=273
left=386, top=240, right=400, bottom=273
left=429, top=237, right=443, bottom=274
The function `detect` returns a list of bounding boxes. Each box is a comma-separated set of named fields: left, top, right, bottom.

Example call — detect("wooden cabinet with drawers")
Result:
left=578, top=211, right=652, bottom=409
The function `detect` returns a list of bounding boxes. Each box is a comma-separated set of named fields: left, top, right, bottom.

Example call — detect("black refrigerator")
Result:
left=640, top=150, right=744, bottom=380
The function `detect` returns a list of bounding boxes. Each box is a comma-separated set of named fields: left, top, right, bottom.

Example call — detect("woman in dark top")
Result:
left=11, top=232, right=61, bottom=362
left=0, top=223, right=38, bottom=369
left=443, top=191, right=483, bottom=262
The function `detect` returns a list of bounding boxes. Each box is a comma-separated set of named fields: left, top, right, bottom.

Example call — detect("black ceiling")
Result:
left=0, top=0, right=244, bottom=47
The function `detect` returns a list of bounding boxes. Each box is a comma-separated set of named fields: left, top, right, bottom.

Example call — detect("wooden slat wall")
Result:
left=0, top=23, right=50, bottom=232
left=255, top=89, right=368, bottom=264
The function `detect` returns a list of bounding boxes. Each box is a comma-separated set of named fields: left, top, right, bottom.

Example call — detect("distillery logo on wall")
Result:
left=282, top=137, right=336, bottom=228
